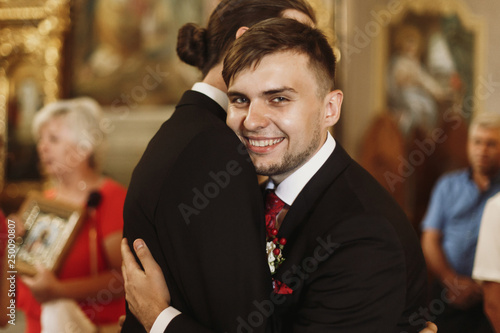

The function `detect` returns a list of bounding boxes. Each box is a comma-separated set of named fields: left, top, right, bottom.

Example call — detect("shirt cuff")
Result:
left=150, top=307, right=181, bottom=333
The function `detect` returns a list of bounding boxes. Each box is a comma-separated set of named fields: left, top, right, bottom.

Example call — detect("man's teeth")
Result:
left=249, top=138, right=284, bottom=147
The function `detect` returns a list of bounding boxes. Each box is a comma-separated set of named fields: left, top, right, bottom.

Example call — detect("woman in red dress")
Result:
left=16, top=97, right=126, bottom=332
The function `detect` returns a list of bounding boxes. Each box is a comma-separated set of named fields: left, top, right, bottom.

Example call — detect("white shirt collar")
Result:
left=192, top=82, right=228, bottom=112
left=266, top=132, right=336, bottom=206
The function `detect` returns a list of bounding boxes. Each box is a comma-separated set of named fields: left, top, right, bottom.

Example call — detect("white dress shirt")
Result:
left=266, top=132, right=336, bottom=205
left=192, top=82, right=228, bottom=111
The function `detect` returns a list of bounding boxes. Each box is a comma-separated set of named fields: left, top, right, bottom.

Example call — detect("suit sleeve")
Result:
left=283, top=215, right=411, bottom=333
left=122, top=181, right=172, bottom=331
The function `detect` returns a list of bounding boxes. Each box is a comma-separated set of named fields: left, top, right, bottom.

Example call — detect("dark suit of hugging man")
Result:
left=122, top=18, right=430, bottom=333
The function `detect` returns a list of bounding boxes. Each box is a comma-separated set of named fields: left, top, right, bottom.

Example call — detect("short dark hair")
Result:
left=222, top=18, right=336, bottom=96
left=177, top=0, right=316, bottom=78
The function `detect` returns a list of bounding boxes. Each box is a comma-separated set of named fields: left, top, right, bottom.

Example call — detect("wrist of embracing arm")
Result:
left=150, top=307, right=180, bottom=333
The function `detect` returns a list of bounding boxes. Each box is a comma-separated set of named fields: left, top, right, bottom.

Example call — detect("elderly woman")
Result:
left=17, top=97, right=126, bottom=332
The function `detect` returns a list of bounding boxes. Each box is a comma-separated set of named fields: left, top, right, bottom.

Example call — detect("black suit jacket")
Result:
left=268, top=144, right=428, bottom=333
left=122, top=91, right=271, bottom=333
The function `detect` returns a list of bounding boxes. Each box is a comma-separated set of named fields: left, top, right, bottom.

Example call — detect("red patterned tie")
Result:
left=265, top=190, right=292, bottom=294
left=265, top=190, right=285, bottom=237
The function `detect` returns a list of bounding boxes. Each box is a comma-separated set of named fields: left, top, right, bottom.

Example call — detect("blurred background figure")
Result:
left=12, top=97, right=126, bottom=333
left=421, top=112, right=500, bottom=333
left=473, top=192, right=500, bottom=332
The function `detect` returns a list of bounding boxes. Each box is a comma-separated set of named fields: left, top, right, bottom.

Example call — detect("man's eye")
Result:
left=271, top=97, right=288, bottom=103
left=231, top=97, right=248, bottom=104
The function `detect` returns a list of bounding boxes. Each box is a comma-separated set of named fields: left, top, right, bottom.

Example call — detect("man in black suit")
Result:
left=121, top=1, right=316, bottom=333
left=122, top=18, right=430, bottom=332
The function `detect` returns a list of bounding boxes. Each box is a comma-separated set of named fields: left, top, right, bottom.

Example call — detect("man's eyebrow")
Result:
left=227, top=87, right=297, bottom=99
left=262, top=87, right=297, bottom=96
left=227, top=91, right=246, bottom=99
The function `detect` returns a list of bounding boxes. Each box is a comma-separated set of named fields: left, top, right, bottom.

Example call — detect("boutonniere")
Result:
left=266, top=227, right=286, bottom=274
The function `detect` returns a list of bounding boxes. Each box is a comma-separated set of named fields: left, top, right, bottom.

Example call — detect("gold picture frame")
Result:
left=15, top=193, right=84, bottom=276
left=0, top=0, right=70, bottom=192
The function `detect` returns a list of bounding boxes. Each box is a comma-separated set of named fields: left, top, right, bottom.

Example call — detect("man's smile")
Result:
left=247, top=137, right=285, bottom=148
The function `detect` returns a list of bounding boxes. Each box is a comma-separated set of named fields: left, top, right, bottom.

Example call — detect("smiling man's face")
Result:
left=227, top=51, right=342, bottom=184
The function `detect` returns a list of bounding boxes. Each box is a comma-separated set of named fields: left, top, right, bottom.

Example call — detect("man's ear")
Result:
left=324, top=90, right=343, bottom=127
left=236, top=26, right=249, bottom=39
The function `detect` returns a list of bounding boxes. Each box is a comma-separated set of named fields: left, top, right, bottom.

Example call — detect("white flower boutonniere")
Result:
left=266, top=235, right=287, bottom=275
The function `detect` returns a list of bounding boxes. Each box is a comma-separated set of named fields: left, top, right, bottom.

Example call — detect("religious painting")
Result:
left=15, top=193, right=85, bottom=276
left=69, top=0, right=206, bottom=106
left=386, top=11, right=475, bottom=137
left=359, top=0, right=484, bottom=226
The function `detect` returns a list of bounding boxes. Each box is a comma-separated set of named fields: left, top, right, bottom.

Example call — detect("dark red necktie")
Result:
left=265, top=190, right=285, bottom=237
left=265, top=190, right=293, bottom=294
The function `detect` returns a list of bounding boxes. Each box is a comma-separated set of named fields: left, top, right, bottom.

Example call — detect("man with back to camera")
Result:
left=421, top=112, right=500, bottom=333
left=122, top=18, right=433, bottom=333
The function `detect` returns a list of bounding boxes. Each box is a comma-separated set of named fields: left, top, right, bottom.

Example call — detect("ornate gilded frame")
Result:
left=15, top=192, right=85, bottom=276
left=0, top=0, right=70, bottom=192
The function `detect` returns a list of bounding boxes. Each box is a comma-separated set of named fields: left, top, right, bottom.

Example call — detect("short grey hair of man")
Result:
left=469, top=112, right=500, bottom=137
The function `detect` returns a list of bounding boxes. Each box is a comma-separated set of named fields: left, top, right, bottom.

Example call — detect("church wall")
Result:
left=339, top=0, right=500, bottom=157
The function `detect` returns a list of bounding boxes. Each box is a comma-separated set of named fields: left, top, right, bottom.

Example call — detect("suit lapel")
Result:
left=275, top=144, right=353, bottom=276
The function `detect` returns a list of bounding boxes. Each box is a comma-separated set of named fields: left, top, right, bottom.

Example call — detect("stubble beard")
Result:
left=254, top=126, right=323, bottom=179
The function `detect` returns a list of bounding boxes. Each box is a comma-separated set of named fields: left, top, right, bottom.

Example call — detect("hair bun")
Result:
left=177, top=23, right=208, bottom=69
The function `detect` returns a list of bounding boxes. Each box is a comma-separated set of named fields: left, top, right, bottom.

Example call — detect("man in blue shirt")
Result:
left=421, top=112, right=500, bottom=333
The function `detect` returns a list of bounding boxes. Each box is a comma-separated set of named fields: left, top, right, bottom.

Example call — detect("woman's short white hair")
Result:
left=32, top=97, right=106, bottom=170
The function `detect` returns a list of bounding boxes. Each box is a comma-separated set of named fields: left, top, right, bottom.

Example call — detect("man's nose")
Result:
left=243, top=102, right=269, bottom=131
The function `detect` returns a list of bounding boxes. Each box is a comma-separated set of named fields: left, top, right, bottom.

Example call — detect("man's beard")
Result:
left=254, top=126, right=322, bottom=178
